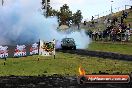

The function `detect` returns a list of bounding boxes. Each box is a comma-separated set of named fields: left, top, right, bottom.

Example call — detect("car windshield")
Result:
left=63, top=38, right=74, bottom=42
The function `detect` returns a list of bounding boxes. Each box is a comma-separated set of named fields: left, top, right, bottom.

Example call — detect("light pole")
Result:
left=111, top=0, right=114, bottom=14
left=1, top=0, right=4, bottom=6
left=42, top=0, right=50, bottom=17
left=44, top=0, right=47, bottom=17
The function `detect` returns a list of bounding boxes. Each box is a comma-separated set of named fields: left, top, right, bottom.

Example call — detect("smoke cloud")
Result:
left=0, top=0, right=90, bottom=49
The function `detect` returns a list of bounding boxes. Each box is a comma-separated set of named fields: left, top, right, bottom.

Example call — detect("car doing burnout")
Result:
left=61, top=38, right=76, bottom=50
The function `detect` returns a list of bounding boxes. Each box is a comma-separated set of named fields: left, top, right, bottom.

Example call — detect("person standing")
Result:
left=52, top=39, right=56, bottom=59
left=91, top=16, right=94, bottom=21
left=125, top=29, right=130, bottom=41
left=121, top=16, right=124, bottom=24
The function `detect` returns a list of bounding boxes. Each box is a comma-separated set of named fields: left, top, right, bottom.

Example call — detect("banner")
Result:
left=14, top=45, right=26, bottom=57
left=0, top=40, right=55, bottom=59
left=78, top=75, right=130, bottom=84
left=0, top=46, right=8, bottom=58
left=39, top=39, right=55, bottom=56
left=30, top=43, right=39, bottom=55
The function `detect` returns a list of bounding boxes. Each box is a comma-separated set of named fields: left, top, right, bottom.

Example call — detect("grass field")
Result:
left=0, top=52, right=132, bottom=76
left=88, top=41, right=132, bottom=55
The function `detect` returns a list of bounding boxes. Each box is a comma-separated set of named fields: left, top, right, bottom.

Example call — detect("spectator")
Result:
left=94, top=31, right=98, bottom=41
left=98, top=30, right=102, bottom=40
left=91, top=16, right=94, bottom=21
left=111, top=28, right=116, bottom=42
left=127, top=24, right=131, bottom=30
left=125, top=29, right=130, bottom=41
left=112, top=16, right=118, bottom=25
left=121, top=16, right=124, bottom=24
left=103, top=29, right=108, bottom=41
left=130, top=28, right=132, bottom=32
left=91, top=21, right=95, bottom=27
left=83, top=21, right=86, bottom=25
left=124, top=12, right=128, bottom=19
left=122, top=11, right=128, bottom=19
left=89, top=30, right=93, bottom=38
left=107, top=18, right=110, bottom=23
left=104, top=18, right=107, bottom=24
left=92, top=31, right=98, bottom=41
left=86, top=30, right=92, bottom=38
left=89, top=9, right=130, bottom=42
left=120, top=23, right=127, bottom=30
left=118, top=27, right=122, bottom=41
left=92, top=31, right=96, bottom=40
left=122, top=11, right=125, bottom=19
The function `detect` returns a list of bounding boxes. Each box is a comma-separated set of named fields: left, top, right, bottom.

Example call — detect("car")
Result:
left=61, top=38, right=76, bottom=50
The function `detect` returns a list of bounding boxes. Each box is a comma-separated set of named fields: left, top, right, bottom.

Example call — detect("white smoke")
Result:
left=0, top=0, right=90, bottom=49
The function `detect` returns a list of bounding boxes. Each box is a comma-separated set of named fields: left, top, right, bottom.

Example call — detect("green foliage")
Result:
left=58, top=4, right=72, bottom=26
left=88, top=42, right=132, bottom=55
left=41, top=1, right=83, bottom=27
left=57, top=5, right=83, bottom=26
left=72, top=10, right=83, bottom=25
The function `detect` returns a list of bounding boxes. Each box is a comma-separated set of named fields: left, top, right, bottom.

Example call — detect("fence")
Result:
left=91, top=33, right=132, bottom=42
left=0, top=42, right=39, bottom=59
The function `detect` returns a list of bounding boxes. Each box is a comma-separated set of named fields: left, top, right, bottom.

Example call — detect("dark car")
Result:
left=61, top=38, right=76, bottom=50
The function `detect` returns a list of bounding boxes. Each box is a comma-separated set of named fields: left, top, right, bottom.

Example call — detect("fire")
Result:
left=79, top=65, right=86, bottom=76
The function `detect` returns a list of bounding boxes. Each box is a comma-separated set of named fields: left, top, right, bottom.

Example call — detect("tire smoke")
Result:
left=0, top=0, right=90, bottom=49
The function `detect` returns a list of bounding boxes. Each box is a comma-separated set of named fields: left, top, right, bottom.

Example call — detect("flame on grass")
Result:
left=79, top=65, right=85, bottom=76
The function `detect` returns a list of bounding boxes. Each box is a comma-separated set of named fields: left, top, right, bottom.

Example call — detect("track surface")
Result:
left=56, top=49, right=132, bottom=61
left=0, top=75, right=132, bottom=88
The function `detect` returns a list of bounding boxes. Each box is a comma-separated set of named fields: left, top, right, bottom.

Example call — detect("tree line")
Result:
left=41, top=0, right=83, bottom=28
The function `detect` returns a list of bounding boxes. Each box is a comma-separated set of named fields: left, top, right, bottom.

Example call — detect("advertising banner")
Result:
left=0, top=41, right=52, bottom=59
left=0, top=46, right=8, bottom=58
left=14, top=45, right=26, bottom=57
left=39, top=39, right=55, bottom=56
left=30, top=43, right=39, bottom=55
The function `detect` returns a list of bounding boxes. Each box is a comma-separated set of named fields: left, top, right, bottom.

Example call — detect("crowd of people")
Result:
left=86, top=10, right=131, bottom=42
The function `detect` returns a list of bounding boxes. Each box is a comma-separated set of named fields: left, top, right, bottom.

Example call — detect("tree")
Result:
left=72, top=10, right=83, bottom=29
left=58, top=4, right=72, bottom=26
left=41, top=1, right=83, bottom=28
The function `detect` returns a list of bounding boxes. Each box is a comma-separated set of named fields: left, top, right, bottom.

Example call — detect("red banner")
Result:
left=78, top=75, right=130, bottom=84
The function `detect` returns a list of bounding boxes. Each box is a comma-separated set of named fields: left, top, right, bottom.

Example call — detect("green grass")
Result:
left=125, top=18, right=132, bottom=22
left=88, top=42, right=132, bottom=55
left=0, top=52, right=132, bottom=76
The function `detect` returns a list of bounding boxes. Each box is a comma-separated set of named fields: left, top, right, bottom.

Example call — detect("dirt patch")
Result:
left=0, top=74, right=131, bottom=88
left=56, top=49, right=132, bottom=61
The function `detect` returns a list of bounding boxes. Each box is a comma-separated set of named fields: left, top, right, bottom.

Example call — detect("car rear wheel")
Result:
left=61, top=46, right=65, bottom=50
left=73, top=46, right=76, bottom=50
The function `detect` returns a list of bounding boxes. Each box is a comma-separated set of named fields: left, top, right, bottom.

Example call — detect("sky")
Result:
left=50, top=0, right=132, bottom=21
left=0, top=0, right=131, bottom=20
